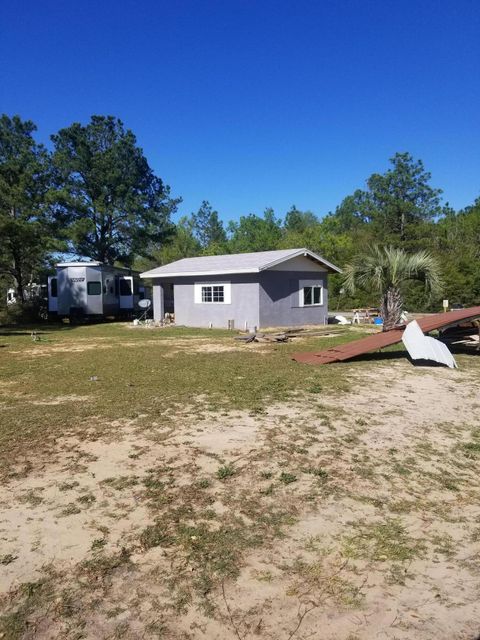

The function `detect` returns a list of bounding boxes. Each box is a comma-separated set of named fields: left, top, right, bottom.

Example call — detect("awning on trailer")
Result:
left=292, top=306, right=480, bottom=365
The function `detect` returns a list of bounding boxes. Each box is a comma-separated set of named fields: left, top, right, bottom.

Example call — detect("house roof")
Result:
left=140, top=248, right=341, bottom=279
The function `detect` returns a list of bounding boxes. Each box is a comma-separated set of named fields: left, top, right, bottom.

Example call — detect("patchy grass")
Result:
left=1, top=323, right=480, bottom=639
left=139, top=522, right=173, bottom=550
left=0, top=554, right=17, bottom=566
left=0, top=577, right=56, bottom=640
left=101, top=475, right=139, bottom=490
left=0, top=323, right=362, bottom=477
left=79, top=548, right=131, bottom=584
left=279, top=471, right=297, bottom=484
left=216, top=463, right=236, bottom=480
left=342, top=518, right=426, bottom=562
left=286, top=555, right=366, bottom=608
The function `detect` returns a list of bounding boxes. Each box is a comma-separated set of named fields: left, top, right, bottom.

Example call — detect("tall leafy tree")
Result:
left=284, top=206, right=318, bottom=233
left=191, top=200, right=226, bottom=249
left=51, top=115, right=179, bottom=265
left=322, top=190, right=374, bottom=234
left=433, top=198, right=480, bottom=305
left=367, top=152, right=443, bottom=241
left=134, top=216, right=201, bottom=273
left=227, top=208, right=282, bottom=252
left=0, top=115, right=55, bottom=302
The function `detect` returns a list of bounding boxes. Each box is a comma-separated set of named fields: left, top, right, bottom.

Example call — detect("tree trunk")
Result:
left=11, top=250, right=25, bottom=304
left=381, top=287, right=403, bottom=331
left=14, top=272, right=25, bottom=304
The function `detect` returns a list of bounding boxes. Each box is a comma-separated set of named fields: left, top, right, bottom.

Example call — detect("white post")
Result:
left=153, top=283, right=164, bottom=322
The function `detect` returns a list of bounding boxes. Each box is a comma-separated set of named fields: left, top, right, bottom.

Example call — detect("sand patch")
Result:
left=31, top=394, right=91, bottom=406
left=1, top=365, right=480, bottom=639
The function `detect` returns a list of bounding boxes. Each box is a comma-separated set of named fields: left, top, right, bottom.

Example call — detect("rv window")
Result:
left=51, top=278, right=57, bottom=297
left=119, top=279, right=132, bottom=296
left=87, top=281, right=102, bottom=295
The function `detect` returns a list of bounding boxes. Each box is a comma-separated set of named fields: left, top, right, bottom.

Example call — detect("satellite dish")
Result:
left=138, top=299, right=151, bottom=309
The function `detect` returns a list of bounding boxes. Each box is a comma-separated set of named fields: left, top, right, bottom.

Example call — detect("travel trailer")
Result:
left=48, top=261, right=150, bottom=320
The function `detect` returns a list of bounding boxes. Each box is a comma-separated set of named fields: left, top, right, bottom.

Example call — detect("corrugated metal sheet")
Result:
left=402, top=320, right=457, bottom=368
left=292, top=306, right=480, bottom=365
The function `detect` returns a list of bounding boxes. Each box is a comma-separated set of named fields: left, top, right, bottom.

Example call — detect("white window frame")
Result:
left=300, top=284, right=323, bottom=307
left=194, top=282, right=231, bottom=304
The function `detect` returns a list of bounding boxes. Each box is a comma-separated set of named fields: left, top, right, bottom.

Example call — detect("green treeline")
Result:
left=1, top=113, right=479, bottom=313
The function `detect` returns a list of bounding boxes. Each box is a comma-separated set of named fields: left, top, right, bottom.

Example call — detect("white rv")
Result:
left=48, top=261, right=150, bottom=320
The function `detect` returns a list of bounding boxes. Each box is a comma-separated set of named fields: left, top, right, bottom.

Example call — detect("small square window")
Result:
left=119, top=279, right=132, bottom=296
left=202, top=286, right=213, bottom=302
left=303, top=285, right=322, bottom=306
left=212, top=286, right=224, bottom=302
left=87, top=281, right=101, bottom=295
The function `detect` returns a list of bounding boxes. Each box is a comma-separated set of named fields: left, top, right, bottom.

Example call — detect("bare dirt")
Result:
left=9, top=335, right=271, bottom=358
left=1, top=363, right=480, bottom=639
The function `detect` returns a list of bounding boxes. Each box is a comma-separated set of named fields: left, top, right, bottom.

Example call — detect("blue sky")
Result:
left=1, top=0, right=479, bottom=222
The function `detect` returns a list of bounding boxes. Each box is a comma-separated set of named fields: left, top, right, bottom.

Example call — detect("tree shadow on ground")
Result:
left=0, top=324, right=77, bottom=337
left=346, top=344, right=479, bottom=366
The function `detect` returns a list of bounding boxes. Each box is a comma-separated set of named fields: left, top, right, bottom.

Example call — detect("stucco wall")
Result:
left=150, top=261, right=330, bottom=328
left=159, top=274, right=260, bottom=329
left=258, top=270, right=328, bottom=327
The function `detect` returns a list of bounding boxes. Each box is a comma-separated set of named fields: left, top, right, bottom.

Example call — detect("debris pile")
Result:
left=235, top=332, right=290, bottom=344
left=292, top=306, right=480, bottom=366
left=441, top=321, right=480, bottom=351
left=235, top=328, right=344, bottom=344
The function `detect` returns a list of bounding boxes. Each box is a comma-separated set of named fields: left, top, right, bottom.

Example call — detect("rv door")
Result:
left=119, top=276, right=134, bottom=309
left=48, top=276, right=58, bottom=312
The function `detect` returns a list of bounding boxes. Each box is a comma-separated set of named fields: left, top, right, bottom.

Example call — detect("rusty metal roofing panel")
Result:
left=292, top=306, right=480, bottom=365
left=417, top=306, right=480, bottom=332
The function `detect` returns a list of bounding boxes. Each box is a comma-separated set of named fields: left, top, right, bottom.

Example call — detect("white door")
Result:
left=119, top=276, right=133, bottom=309
left=48, top=276, right=58, bottom=312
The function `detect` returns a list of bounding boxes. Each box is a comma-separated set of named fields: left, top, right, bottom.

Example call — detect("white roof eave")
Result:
left=140, top=267, right=260, bottom=279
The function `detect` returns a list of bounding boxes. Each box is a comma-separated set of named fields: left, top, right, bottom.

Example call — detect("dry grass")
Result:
left=1, top=323, right=480, bottom=639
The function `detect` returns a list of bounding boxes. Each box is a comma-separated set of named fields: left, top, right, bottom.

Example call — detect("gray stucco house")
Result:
left=140, top=248, right=341, bottom=329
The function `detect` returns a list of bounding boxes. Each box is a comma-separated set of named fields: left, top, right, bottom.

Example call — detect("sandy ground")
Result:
left=1, top=362, right=480, bottom=639
left=7, top=336, right=274, bottom=358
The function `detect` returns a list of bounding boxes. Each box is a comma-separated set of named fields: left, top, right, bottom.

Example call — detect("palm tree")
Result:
left=342, top=246, right=443, bottom=331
